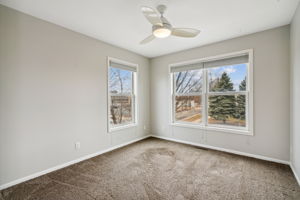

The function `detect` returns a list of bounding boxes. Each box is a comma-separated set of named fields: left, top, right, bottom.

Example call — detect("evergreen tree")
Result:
left=236, top=78, right=246, bottom=120
left=208, top=72, right=235, bottom=123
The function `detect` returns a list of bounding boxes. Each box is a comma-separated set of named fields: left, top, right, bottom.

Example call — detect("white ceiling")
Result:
left=0, top=0, right=299, bottom=58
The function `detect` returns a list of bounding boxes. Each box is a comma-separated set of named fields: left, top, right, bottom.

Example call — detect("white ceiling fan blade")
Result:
left=172, top=28, right=200, bottom=38
left=141, top=6, right=162, bottom=25
left=140, top=35, right=155, bottom=45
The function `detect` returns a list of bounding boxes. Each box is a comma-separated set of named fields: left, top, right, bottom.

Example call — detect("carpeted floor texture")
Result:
left=1, top=137, right=300, bottom=200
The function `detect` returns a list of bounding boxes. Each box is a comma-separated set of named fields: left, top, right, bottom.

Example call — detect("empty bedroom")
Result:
left=0, top=0, right=300, bottom=199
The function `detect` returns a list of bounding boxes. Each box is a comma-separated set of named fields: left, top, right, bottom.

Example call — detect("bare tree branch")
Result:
left=176, top=71, right=188, bottom=93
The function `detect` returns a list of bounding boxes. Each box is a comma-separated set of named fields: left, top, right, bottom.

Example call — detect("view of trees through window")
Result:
left=174, top=69, right=203, bottom=123
left=109, top=67, right=134, bottom=126
left=175, top=96, right=202, bottom=123
left=174, top=63, right=248, bottom=128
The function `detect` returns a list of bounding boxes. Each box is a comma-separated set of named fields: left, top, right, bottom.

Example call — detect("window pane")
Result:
left=208, top=94, right=246, bottom=127
left=110, top=96, right=133, bottom=125
left=208, top=64, right=247, bottom=92
left=175, top=69, right=203, bottom=94
left=175, top=95, right=202, bottom=123
left=109, top=67, right=132, bottom=94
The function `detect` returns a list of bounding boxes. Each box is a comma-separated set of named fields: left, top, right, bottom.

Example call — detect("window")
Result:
left=174, top=69, right=203, bottom=123
left=108, top=58, right=137, bottom=131
left=171, top=50, right=253, bottom=134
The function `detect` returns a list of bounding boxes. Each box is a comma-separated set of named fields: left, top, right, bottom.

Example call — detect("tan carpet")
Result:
left=1, top=137, right=299, bottom=200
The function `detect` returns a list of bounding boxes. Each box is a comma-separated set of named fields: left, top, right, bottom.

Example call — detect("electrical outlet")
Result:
left=144, top=125, right=147, bottom=130
left=75, top=142, right=80, bottom=150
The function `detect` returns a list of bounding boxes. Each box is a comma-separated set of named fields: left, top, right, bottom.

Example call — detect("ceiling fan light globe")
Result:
left=153, top=28, right=171, bottom=38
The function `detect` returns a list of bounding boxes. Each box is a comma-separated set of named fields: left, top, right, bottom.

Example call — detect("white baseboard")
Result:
left=0, top=135, right=151, bottom=191
left=152, top=135, right=300, bottom=185
left=1, top=134, right=295, bottom=190
left=290, top=163, right=300, bottom=186
left=151, top=135, right=290, bottom=165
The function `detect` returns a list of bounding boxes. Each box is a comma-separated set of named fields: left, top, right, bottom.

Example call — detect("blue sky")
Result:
left=208, top=63, right=247, bottom=91
left=109, top=67, right=132, bottom=93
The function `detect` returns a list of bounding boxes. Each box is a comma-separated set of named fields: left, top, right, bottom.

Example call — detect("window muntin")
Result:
left=171, top=52, right=251, bottom=133
left=108, top=59, right=137, bottom=131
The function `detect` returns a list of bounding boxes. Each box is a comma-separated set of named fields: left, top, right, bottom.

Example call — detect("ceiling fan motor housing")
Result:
left=152, top=23, right=172, bottom=38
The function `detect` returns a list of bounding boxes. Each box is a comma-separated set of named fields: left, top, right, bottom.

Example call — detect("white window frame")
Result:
left=107, top=57, right=138, bottom=133
left=169, top=49, right=254, bottom=135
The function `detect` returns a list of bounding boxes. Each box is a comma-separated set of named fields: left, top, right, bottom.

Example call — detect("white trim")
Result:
left=290, top=163, right=300, bottom=186
left=169, top=49, right=254, bottom=136
left=206, top=91, right=248, bottom=95
left=109, top=123, right=138, bottom=132
left=247, top=50, right=254, bottom=135
left=169, top=67, right=174, bottom=125
left=0, top=135, right=151, bottom=191
left=203, top=68, right=208, bottom=126
left=150, top=135, right=290, bottom=165
left=1, top=135, right=296, bottom=190
left=171, top=123, right=251, bottom=135
left=107, top=56, right=139, bottom=133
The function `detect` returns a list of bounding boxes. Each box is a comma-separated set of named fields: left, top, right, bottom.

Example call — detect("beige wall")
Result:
left=0, top=5, right=150, bottom=186
left=150, top=25, right=290, bottom=161
left=291, top=2, right=300, bottom=180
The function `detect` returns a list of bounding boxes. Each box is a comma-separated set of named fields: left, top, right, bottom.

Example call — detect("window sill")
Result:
left=109, top=123, right=137, bottom=133
left=171, top=123, right=253, bottom=136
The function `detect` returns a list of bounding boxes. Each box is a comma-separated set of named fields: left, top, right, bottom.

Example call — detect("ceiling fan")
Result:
left=140, top=5, right=200, bottom=44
